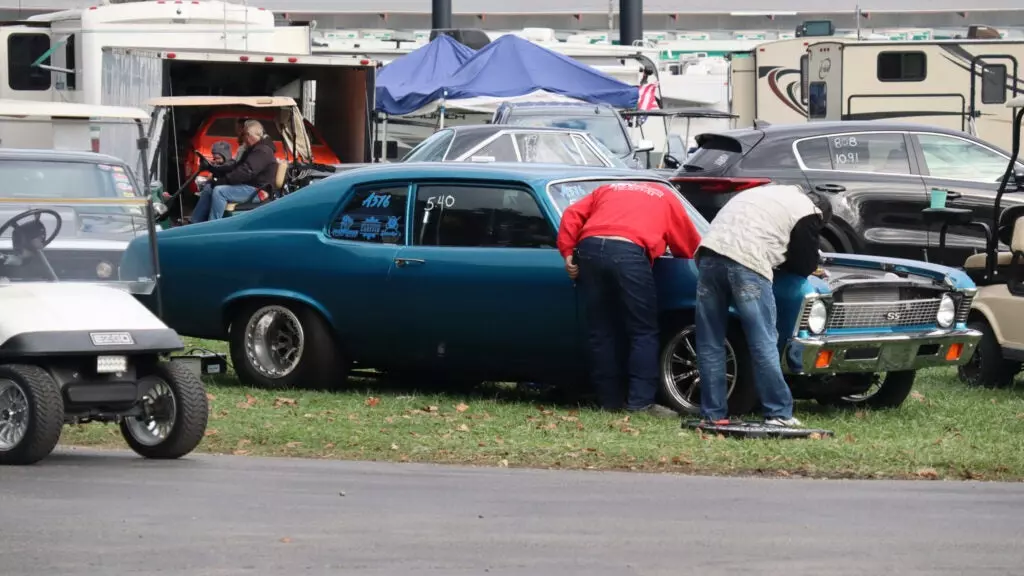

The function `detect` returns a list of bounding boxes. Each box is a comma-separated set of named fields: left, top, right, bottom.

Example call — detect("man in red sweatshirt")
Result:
left=557, top=181, right=702, bottom=417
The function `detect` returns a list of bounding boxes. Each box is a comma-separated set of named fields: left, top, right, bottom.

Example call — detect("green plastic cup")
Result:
left=930, top=188, right=948, bottom=209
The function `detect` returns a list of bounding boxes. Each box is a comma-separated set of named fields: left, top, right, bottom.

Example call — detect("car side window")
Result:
left=795, top=137, right=833, bottom=170
left=328, top=185, right=408, bottom=244
left=797, top=133, right=911, bottom=174
left=916, top=133, right=1010, bottom=182
left=413, top=184, right=556, bottom=248
left=739, top=139, right=799, bottom=170
left=571, top=135, right=605, bottom=165
left=402, top=130, right=455, bottom=162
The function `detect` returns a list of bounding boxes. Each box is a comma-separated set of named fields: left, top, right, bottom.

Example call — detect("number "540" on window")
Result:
left=425, top=195, right=456, bottom=210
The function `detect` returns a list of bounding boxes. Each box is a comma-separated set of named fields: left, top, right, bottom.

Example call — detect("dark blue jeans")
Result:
left=695, top=251, right=794, bottom=421
left=576, top=237, right=660, bottom=411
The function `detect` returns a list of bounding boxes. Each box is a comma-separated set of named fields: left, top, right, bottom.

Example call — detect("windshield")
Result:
left=0, top=160, right=141, bottom=199
left=456, top=131, right=621, bottom=167
left=0, top=197, right=157, bottom=294
left=545, top=179, right=710, bottom=238
left=508, top=114, right=632, bottom=157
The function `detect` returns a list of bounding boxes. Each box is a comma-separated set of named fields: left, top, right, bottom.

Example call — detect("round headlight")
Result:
left=937, top=294, right=956, bottom=328
left=96, top=261, right=114, bottom=279
left=808, top=300, right=827, bottom=334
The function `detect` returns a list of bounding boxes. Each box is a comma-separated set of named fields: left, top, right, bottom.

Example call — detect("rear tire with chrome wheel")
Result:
left=229, top=300, right=350, bottom=390
left=121, top=361, right=209, bottom=459
left=0, top=364, right=63, bottom=466
left=658, top=320, right=757, bottom=416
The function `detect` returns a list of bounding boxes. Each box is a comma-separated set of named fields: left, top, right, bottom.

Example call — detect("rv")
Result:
left=805, top=38, right=1024, bottom=150
left=1, top=0, right=310, bottom=106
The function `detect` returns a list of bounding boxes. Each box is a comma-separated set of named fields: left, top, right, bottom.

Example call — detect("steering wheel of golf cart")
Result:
left=0, top=209, right=63, bottom=281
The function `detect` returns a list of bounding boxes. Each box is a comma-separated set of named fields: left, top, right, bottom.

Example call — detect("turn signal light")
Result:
left=946, top=343, right=964, bottom=361
left=815, top=350, right=834, bottom=369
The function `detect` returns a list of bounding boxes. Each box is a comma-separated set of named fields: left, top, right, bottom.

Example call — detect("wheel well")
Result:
left=967, top=308, right=991, bottom=328
left=820, top=226, right=846, bottom=253
left=221, top=295, right=333, bottom=338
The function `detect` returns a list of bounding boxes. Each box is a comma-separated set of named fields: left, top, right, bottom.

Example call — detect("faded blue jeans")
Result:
left=192, top=183, right=258, bottom=223
left=695, top=250, right=794, bottom=421
left=576, top=236, right=660, bottom=411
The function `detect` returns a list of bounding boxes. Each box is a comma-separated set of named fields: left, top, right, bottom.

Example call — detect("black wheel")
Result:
left=120, top=361, right=209, bottom=459
left=229, top=300, right=350, bottom=390
left=815, top=371, right=917, bottom=409
left=958, top=319, right=1020, bottom=389
left=0, top=364, right=63, bottom=465
left=658, top=320, right=757, bottom=416
left=819, top=236, right=837, bottom=253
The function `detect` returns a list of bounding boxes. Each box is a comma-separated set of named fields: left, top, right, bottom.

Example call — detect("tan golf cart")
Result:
left=947, top=95, right=1024, bottom=388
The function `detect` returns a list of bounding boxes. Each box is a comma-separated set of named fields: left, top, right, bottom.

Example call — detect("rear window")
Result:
left=204, top=117, right=283, bottom=141
left=546, top=179, right=709, bottom=237
left=681, top=135, right=744, bottom=173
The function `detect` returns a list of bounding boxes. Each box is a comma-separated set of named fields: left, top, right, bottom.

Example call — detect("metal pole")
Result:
left=619, top=0, right=642, bottom=47
left=856, top=5, right=862, bottom=40
left=608, top=0, right=614, bottom=35
left=432, top=0, right=452, bottom=31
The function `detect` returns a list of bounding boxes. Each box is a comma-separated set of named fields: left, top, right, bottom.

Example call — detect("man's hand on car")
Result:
left=565, top=254, right=579, bottom=280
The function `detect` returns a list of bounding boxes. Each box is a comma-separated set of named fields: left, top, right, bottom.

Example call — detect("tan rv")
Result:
left=805, top=38, right=1024, bottom=151
left=726, top=38, right=823, bottom=129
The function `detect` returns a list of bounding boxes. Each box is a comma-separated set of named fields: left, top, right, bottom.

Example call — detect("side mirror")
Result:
left=635, top=139, right=655, bottom=153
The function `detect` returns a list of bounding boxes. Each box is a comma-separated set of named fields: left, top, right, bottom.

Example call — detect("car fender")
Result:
left=222, top=288, right=335, bottom=331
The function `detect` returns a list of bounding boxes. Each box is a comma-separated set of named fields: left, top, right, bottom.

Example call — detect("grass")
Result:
left=59, top=338, right=1024, bottom=481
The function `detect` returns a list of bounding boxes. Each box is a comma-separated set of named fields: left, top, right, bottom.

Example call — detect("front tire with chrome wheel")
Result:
left=658, top=320, right=757, bottom=416
left=229, top=300, right=349, bottom=390
left=0, top=364, right=63, bottom=465
left=120, top=361, right=209, bottom=459
left=813, top=370, right=917, bottom=409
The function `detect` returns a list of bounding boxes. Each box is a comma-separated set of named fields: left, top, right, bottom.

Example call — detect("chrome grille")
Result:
left=955, top=293, right=975, bottom=324
left=827, top=299, right=941, bottom=329
left=837, top=285, right=900, bottom=303
left=797, top=301, right=813, bottom=330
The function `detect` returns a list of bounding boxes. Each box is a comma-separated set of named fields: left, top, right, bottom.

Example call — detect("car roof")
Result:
left=716, top=121, right=982, bottom=142
left=447, top=124, right=590, bottom=135
left=0, top=148, right=128, bottom=165
left=503, top=101, right=615, bottom=112
left=334, top=162, right=651, bottom=187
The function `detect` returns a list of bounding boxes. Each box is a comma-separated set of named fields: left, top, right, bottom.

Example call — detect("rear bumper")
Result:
left=782, top=328, right=982, bottom=374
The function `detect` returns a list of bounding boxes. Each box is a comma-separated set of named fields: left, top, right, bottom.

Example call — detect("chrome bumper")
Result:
left=782, top=328, right=982, bottom=375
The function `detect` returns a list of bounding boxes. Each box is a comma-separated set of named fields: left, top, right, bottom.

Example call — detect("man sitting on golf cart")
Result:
left=191, top=120, right=277, bottom=223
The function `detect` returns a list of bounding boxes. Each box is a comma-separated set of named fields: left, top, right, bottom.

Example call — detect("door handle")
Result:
left=945, top=190, right=963, bottom=200
left=815, top=183, right=846, bottom=193
left=394, top=257, right=426, bottom=268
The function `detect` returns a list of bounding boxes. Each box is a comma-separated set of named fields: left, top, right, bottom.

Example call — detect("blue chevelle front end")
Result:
left=121, top=162, right=981, bottom=413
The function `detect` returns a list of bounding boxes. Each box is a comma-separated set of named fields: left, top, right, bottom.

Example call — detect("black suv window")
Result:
left=329, top=185, right=408, bottom=243
left=682, top=135, right=744, bottom=173
left=796, top=133, right=911, bottom=174
left=413, top=184, right=555, bottom=248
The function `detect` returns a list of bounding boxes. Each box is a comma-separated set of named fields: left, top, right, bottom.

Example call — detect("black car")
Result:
left=670, top=121, right=1024, bottom=264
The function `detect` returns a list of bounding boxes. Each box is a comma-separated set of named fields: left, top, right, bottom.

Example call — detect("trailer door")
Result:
left=806, top=42, right=843, bottom=122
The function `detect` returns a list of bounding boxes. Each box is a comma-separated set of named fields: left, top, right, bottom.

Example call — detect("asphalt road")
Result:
left=1, top=448, right=1022, bottom=575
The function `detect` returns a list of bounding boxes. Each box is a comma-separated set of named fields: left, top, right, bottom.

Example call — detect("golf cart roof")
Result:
left=1010, top=96, right=1024, bottom=107
left=146, top=96, right=298, bottom=108
left=0, top=99, right=148, bottom=121
left=620, top=107, right=738, bottom=119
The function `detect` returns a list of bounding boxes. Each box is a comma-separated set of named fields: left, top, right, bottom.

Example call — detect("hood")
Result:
left=820, top=252, right=974, bottom=291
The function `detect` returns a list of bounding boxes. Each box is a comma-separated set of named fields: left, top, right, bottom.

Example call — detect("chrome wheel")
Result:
left=841, top=373, right=884, bottom=402
left=124, top=377, right=177, bottom=447
left=0, top=379, right=28, bottom=451
left=244, top=305, right=305, bottom=379
left=660, top=326, right=737, bottom=413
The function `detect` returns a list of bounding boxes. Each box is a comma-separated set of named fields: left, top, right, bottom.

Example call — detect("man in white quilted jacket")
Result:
left=694, top=184, right=832, bottom=429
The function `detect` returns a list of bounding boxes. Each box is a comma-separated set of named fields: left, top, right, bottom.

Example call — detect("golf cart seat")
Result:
left=224, top=160, right=288, bottom=216
left=963, top=206, right=1024, bottom=282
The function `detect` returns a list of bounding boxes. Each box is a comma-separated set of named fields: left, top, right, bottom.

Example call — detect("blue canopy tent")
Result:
left=393, top=34, right=640, bottom=117
left=375, top=34, right=476, bottom=116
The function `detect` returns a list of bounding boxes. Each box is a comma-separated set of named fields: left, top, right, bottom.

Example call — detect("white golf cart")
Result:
left=0, top=101, right=207, bottom=465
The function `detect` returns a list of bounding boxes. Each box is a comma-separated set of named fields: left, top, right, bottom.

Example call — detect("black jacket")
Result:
left=210, top=136, right=278, bottom=191
left=777, top=213, right=826, bottom=277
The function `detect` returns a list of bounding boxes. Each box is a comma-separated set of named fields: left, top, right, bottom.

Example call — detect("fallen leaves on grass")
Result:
left=910, top=391, right=926, bottom=402
left=204, top=428, right=218, bottom=437
left=232, top=449, right=251, bottom=456
left=455, top=402, right=470, bottom=413
left=365, top=397, right=380, bottom=407
left=274, top=397, right=297, bottom=408
left=915, top=467, right=940, bottom=480
left=206, top=393, right=216, bottom=401
left=425, top=405, right=439, bottom=413
left=498, top=459, right=509, bottom=468
left=285, top=442, right=303, bottom=449
left=236, top=394, right=258, bottom=409
left=390, top=443, right=399, bottom=451
left=457, top=424, right=471, bottom=432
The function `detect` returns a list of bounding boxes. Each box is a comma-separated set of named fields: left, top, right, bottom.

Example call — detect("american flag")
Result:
left=635, top=82, right=660, bottom=126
